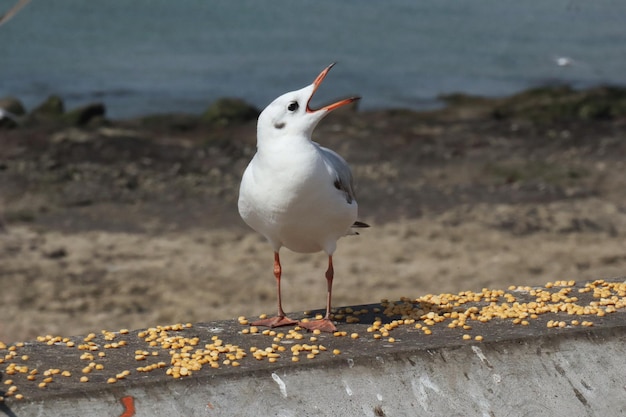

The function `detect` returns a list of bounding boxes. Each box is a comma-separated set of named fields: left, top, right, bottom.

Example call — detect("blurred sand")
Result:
left=1, top=97, right=626, bottom=342
left=1, top=198, right=625, bottom=343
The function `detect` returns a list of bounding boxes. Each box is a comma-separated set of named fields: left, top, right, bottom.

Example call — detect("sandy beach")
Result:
left=1, top=87, right=625, bottom=343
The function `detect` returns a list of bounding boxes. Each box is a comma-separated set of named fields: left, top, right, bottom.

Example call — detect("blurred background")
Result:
left=2, top=0, right=626, bottom=117
left=1, top=0, right=626, bottom=343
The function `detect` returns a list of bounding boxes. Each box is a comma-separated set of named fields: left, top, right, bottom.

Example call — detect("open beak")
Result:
left=306, top=63, right=360, bottom=113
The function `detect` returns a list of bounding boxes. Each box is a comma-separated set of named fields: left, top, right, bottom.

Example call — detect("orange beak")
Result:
left=306, top=63, right=360, bottom=113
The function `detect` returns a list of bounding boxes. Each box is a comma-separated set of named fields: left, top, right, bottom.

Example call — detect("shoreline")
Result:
left=2, top=82, right=626, bottom=126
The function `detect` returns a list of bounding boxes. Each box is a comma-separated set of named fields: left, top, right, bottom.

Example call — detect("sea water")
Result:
left=1, top=0, right=625, bottom=118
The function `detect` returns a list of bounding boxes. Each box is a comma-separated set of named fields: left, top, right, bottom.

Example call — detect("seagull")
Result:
left=238, top=63, right=369, bottom=332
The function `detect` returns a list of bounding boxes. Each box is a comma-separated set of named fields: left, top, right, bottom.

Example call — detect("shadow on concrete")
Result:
left=306, top=301, right=457, bottom=327
left=0, top=372, right=17, bottom=417
left=0, top=403, right=19, bottom=417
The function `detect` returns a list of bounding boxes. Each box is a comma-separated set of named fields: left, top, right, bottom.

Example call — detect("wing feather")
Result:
left=317, top=144, right=356, bottom=204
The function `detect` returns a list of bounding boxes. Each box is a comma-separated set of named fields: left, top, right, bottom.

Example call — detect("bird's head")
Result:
left=257, top=63, right=360, bottom=142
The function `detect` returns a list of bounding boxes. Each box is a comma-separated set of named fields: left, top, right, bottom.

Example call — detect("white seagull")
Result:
left=238, top=63, right=368, bottom=332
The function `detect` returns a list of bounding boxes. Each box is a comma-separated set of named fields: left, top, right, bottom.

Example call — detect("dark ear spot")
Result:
left=274, top=122, right=285, bottom=129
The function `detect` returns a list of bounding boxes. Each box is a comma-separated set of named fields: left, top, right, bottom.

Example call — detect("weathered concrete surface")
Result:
left=2, top=279, right=626, bottom=416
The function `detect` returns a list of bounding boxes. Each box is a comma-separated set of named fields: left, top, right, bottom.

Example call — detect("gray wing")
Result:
left=317, top=144, right=356, bottom=204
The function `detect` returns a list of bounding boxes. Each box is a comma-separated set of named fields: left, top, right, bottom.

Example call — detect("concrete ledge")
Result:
left=1, top=278, right=626, bottom=416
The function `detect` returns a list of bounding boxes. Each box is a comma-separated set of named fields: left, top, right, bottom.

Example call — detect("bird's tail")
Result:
left=349, top=220, right=370, bottom=235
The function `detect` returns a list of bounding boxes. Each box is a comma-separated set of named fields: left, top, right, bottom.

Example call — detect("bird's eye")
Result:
left=287, top=101, right=299, bottom=112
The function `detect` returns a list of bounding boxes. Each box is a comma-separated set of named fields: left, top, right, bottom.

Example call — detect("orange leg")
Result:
left=299, top=255, right=337, bottom=333
left=251, top=252, right=298, bottom=328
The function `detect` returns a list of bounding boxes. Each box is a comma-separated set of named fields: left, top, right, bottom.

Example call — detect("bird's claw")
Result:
left=251, top=316, right=298, bottom=328
left=298, top=318, right=337, bottom=333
